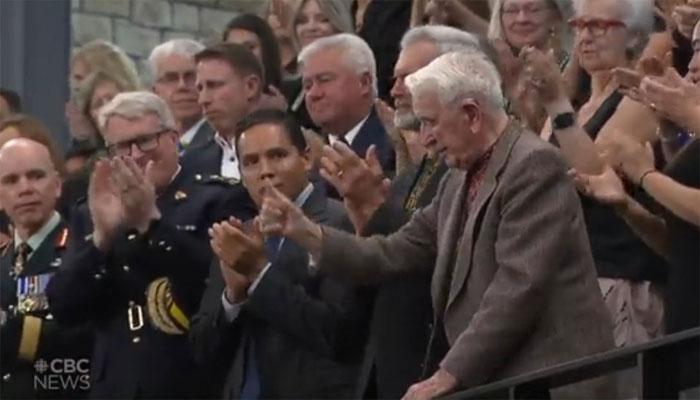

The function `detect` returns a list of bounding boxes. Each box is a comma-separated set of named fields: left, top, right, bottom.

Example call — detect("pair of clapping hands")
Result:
left=88, top=156, right=161, bottom=250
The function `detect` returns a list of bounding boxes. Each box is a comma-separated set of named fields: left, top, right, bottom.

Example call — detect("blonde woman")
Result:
left=67, top=40, right=140, bottom=146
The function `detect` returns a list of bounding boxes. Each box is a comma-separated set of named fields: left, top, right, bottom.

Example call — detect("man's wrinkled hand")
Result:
left=402, top=369, right=458, bottom=400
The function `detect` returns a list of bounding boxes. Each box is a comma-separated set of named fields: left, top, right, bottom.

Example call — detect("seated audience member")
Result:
left=67, top=40, right=140, bottom=151
left=190, top=109, right=369, bottom=399
left=521, top=0, right=667, bottom=348
left=299, top=33, right=395, bottom=180
left=223, top=14, right=290, bottom=112
left=319, top=25, right=481, bottom=399
left=573, top=21, right=700, bottom=395
left=149, top=39, right=213, bottom=155
left=0, top=89, right=22, bottom=121
left=46, top=92, right=251, bottom=399
left=288, top=0, right=354, bottom=129
left=182, top=43, right=261, bottom=188
left=0, top=138, right=92, bottom=400
left=257, top=50, right=616, bottom=399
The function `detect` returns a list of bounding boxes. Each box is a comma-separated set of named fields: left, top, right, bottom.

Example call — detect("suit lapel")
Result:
left=188, top=121, right=215, bottom=151
left=350, top=107, right=380, bottom=159
left=275, top=187, right=326, bottom=266
left=431, top=169, right=467, bottom=317
left=445, top=123, right=521, bottom=311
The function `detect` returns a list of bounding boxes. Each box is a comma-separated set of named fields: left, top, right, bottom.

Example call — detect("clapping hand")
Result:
left=258, top=180, right=310, bottom=239
left=320, top=142, right=390, bottom=233
left=209, top=216, right=266, bottom=279
left=569, top=166, right=627, bottom=207
left=110, top=156, right=161, bottom=233
left=520, top=46, right=566, bottom=106
left=603, top=135, right=656, bottom=186
left=209, top=217, right=253, bottom=303
left=89, top=160, right=123, bottom=250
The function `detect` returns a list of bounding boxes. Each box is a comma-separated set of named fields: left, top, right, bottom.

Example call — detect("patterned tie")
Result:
left=13, top=243, right=32, bottom=278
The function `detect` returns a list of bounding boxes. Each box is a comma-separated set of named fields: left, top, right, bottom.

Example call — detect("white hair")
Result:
left=573, top=0, right=654, bottom=55
left=99, top=91, right=176, bottom=132
left=148, top=39, right=205, bottom=78
left=298, top=33, right=378, bottom=98
left=405, top=50, right=504, bottom=111
left=488, top=0, right=574, bottom=51
left=401, top=25, right=481, bottom=56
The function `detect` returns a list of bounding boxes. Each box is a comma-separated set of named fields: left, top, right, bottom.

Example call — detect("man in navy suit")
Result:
left=299, top=33, right=395, bottom=179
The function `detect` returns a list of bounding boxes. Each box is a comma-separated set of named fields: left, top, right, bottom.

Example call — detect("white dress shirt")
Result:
left=214, top=133, right=240, bottom=180
left=328, top=113, right=370, bottom=147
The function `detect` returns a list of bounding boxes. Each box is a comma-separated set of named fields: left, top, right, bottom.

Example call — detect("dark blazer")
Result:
left=183, top=120, right=216, bottom=155
left=356, top=157, right=448, bottom=399
left=317, top=123, right=617, bottom=397
left=1, top=219, right=93, bottom=399
left=190, top=186, right=372, bottom=399
left=46, top=169, right=253, bottom=399
left=351, top=107, right=395, bottom=177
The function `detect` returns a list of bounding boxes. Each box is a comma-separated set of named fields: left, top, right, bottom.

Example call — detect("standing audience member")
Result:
left=149, top=39, right=213, bottom=154
left=289, top=0, right=354, bottom=129
left=191, top=109, right=369, bottom=399
left=257, top=50, right=616, bottom=399
left=573, top=19, right=700, bottom=397
left=265, top=0, right=299, bottom=78
left=46, top=92, right=249, bottom=399
left=299, top=33, right=395, bottom=180
left=0, top=89, right=22, bottom=121
left=223, top=14, right=290, bottom=112
left=319, top=25, right=481, bottom=399
left=0, top=138, right=93, bottom=400
left=522, top=0, right=667, bottom=348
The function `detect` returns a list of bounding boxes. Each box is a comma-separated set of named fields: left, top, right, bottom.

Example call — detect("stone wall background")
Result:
left=71, top=0, right=266, bottom=83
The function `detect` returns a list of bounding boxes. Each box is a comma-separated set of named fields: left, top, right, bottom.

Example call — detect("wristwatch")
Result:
left=552, top=112, right=576, bottom=130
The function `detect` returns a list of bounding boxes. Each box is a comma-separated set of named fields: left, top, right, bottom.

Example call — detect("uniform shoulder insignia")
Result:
left=195, top=174, right=239, bottom=186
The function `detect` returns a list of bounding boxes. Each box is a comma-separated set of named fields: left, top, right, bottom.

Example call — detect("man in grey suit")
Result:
left=150, top=39, right=214, bottom=154
left=258, top=51, right=616, bottom=399
left=189, top=109, right=370, bottom=399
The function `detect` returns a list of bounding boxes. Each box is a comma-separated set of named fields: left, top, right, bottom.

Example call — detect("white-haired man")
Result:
left=299, top=33, right=395, bottom=179
left=46, top=91, right=252, bottom=399
left=317, top=25, right=484, bottom=399
left=257, top=51, right=617, bottom=399
left=149, top=39, right=213, bottom=154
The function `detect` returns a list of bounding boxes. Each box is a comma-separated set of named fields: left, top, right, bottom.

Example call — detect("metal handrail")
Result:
left=444, top=327, right=700, bottom=399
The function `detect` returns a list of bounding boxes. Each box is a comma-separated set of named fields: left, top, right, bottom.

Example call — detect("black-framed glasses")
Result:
left=107, top=128, right=171, bottom=157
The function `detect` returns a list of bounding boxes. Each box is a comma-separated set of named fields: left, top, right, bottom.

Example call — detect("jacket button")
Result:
left=3, top=373, right=11, bottom=381
left=122, top=265, right=130, bottom=272
left=129, top=301, right=135, bottom=307
left=132, top=337, right=141, bottom=343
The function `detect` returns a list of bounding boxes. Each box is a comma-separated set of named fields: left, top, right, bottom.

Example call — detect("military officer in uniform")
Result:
left=0, top=138, right=93, bottom=399
left=46, top=92, right=254, bottom=399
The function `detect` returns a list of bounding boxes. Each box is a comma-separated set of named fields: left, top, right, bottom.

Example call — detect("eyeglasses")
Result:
left=501, top=3, right=550, bottom=17
left=107, top=128, right=171, bottom=157
left=568, top=17, right=626, bottom=37
left=156, top=70, right=197, bottom=87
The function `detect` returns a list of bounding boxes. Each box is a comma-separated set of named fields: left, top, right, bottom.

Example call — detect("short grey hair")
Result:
left=98, top=91, right=176, bottom=132
left=405, top=50, right=504, bottom=111
left=573, top=0, right=654, bottom=56
left=401, top=25, right=481, bottom=56
left=488, top=0, right=574, bottom=51
left=148, top=39, right=205, bottom=78
left=298, top=33, right=378, bottom=98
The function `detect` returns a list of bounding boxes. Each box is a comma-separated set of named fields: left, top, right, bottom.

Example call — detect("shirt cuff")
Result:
left=220, top=290, right=244, bottom=323
left=247, top=262, right=273, bottom=295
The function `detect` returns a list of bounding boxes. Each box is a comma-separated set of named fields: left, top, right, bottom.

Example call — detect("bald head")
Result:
left=0, top=138, right=61, bottom=239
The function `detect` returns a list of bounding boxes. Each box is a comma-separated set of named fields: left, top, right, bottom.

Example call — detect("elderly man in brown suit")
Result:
left=257, top=49, right=615, bottom=400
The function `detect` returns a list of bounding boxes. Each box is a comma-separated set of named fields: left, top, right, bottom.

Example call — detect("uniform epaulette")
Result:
left=194, top=174, right=240, bottom=186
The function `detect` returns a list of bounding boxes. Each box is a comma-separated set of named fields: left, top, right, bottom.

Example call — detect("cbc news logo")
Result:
left=33, top=358, right=90, bottom=391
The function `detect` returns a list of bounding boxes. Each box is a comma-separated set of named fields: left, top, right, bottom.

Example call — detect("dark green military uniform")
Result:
left=1, top=215, right=93, bottom=399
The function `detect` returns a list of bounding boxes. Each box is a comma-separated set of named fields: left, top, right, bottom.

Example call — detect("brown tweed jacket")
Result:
left=318, top=121, right=616, bottom=395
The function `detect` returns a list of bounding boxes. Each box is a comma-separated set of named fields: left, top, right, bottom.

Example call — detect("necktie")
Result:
left=337, top=135, right=350, bottom=147
left=13, top=243, right=32, bottom=277
left=264, top=236, right=282, bottom=262
left=240, top=236, right=282, bottom=399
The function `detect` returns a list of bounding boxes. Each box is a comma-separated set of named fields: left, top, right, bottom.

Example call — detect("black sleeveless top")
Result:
left=551, top=91, right=667, bottom=282
left=662, top=138, right=700, bottom=333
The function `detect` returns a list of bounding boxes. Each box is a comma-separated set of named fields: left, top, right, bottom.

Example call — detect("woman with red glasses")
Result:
left=520, top=0, right=669, bottom=365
